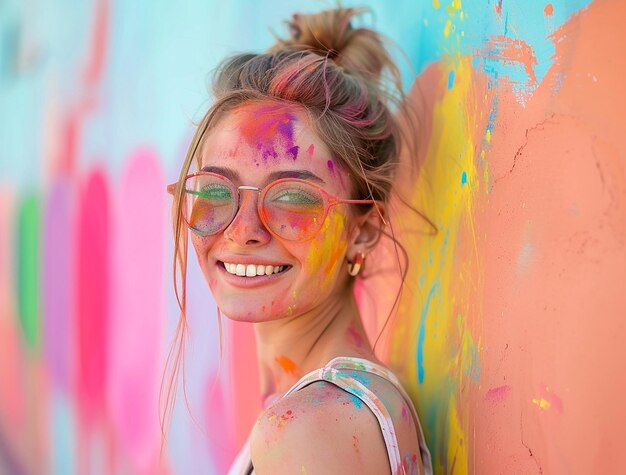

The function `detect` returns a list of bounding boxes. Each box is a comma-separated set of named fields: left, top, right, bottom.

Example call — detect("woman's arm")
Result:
left=250, top=381, right=392, bottom=475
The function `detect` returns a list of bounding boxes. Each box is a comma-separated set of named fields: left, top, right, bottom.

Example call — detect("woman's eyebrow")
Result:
left=201, top=166, right=326, bottom=185
left=267, top=170, right=326, bottom=184
left=200, top=166, right=239, bottom=182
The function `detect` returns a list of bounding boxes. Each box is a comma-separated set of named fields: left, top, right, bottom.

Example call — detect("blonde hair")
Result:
left=160, top=6, right=422, bottom=448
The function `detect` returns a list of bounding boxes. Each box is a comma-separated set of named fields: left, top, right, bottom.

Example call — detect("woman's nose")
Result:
left=223, top=190, right=272, bottom=246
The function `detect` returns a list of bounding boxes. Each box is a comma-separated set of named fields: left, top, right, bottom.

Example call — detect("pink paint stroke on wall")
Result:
left=43, top=179, right=74, bottom=391
left=75, top=167, right=114, bottom=474
left=109, top=149, right=166, bottom=474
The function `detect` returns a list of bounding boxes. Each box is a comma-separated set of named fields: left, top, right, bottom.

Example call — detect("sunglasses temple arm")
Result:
left=338, top=199, right=388, bottom=226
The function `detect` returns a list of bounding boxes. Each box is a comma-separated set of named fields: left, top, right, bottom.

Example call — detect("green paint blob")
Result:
left=16, top=194, right=40, bottom=350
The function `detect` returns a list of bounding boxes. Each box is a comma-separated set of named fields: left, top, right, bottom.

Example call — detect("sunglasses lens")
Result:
left=262, top=181, right=326, bottom=241
left=184, top=175, right=236, bottom=236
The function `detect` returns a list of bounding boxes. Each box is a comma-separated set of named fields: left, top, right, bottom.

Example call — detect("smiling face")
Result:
left=190, top=101, right=358, bottom=322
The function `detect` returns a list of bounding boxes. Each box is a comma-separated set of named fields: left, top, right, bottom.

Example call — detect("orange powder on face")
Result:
left=544, top=4, right=554, bottom=16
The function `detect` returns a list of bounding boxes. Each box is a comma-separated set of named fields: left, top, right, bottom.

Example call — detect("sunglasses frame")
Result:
left=167, top=171, right=381, bottom=242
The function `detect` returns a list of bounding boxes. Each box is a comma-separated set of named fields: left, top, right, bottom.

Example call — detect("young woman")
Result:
left=166, top=8, right=433, bottom=475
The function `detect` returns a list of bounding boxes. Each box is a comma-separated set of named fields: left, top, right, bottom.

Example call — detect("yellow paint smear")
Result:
left=532, top=397, right=551, bottom=410
left=388, top=55, right=482, bottom=474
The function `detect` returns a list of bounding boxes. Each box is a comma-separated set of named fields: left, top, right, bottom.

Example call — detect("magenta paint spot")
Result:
left=327, top=160, right=335, bottom=172
left=485, top=385, right=511, bottom=403
left=76, top=167, right=110, bottom=419
left=346, top=325, right=363, bottom=348
left=306, top=144, right=315, bottom=156
left=401, top=403, right=409, bottom=421
left=43, top=179, right=73, bottom=390
left=110, top=148, right=165, bottom=468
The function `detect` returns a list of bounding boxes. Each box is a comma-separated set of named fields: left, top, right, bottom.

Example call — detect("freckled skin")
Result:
left=191, top=101, right=354, bottom=322
left=251, top=375, right=422, bottom=474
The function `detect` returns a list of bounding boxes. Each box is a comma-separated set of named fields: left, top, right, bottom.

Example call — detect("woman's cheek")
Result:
left=304, top=208, right=349, bottom=293
left=191, top=234, right=219, bottom=285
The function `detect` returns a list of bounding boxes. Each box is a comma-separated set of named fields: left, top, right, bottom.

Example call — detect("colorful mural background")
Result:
left=1, top=0, right=624, bottom=474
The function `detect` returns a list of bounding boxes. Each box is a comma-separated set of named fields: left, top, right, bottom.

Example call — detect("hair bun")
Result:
left=270, top=7, right=389, bottom=81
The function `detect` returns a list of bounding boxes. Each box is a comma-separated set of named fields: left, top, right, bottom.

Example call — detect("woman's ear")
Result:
left=346, top=203, right=387, bottom=262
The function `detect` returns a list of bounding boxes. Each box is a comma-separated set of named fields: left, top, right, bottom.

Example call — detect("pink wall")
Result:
left=363, top=1, right=626, bottom=473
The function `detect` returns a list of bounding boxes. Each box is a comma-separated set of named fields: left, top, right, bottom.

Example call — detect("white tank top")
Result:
left=227, top=356, right=433, bottom=475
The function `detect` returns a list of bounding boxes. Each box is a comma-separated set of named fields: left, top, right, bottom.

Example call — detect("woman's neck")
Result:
left=253, top=289, right=376, bottom=400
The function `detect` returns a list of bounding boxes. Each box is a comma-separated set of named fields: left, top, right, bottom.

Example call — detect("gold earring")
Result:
left=348, top=252, right=366, bottom=277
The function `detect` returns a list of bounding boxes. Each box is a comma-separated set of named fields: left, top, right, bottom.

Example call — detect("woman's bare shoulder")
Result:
left=249, top=381, right=391, bottom=475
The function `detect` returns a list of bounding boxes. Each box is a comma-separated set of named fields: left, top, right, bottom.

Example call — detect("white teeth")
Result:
left=223, top=262, right=287, bottom=277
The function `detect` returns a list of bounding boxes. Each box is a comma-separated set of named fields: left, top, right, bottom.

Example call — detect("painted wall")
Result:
left=1, top=0, right=624, bottom=474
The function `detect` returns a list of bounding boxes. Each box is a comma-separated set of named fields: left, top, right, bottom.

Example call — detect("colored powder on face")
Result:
left=305, top=209, right=349, bottom=292
left=448, top=69, right=455, bottom=89
left=327, top=160, right=334, bottom=172
left=352, top=435, right=360, bottom=453
left=236, top=103, right=300, bottom=161
left=306, top=144, right=315, bottom=156
left=461, top=171, right=467, bottom=185
left=544, top=4, right=554, bottom=16
left=286, top=145, right=300, bottom=160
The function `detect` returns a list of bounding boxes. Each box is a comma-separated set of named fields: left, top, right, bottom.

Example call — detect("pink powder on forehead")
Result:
left=235, top=103, right=300, bottom=161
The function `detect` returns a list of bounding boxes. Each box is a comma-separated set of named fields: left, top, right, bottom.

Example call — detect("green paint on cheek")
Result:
left=16, top=194, right=40, bottom=349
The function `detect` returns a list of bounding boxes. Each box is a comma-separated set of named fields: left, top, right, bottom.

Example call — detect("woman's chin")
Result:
left=218, top=303, right=294, bottom=323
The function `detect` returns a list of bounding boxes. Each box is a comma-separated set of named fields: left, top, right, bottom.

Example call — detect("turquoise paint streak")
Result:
left=51, top=392, right=76, bottom=475
left=417, top=283, right=440, bottom=384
